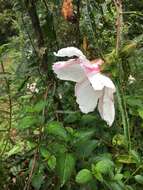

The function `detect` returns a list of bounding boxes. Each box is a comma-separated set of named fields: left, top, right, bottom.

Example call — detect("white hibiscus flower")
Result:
left=53, top=47, right=116, bottom=126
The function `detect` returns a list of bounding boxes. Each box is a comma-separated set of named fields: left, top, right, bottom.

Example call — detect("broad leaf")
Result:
left=56, top=153, right=75, bottom=186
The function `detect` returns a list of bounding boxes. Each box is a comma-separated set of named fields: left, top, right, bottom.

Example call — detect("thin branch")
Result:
left=76, top=0, right=81, bottom=47
left=23, top=149, right=38, bottom=190
left=21, top=13, right=38, bottom=56
left=24, top=0, right=44, bottom=48
left=113, top=0, right=123, bottom=53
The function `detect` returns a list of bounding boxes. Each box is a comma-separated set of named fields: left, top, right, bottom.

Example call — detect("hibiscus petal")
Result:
left=75, top=79, right=102, bottom=113
left=52, top=59, right=86, bottom=82
left=88, top=73, right=116, bottom=92
left=54, top=47, right=86, bottom=58
left=98, top=87, right=115, bottom=126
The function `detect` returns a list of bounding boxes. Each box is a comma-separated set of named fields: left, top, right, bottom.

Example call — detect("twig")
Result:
left=23, top=149, right=38, bottom=190
left=24, top=0, right=44, bottom=48
left=76, top=0, right=81, bottom=47
left=23, top=84, right=51, bottom=190
left=21, top=14, right=38, bottom=56
left=38, top=83, right=51, bottom=143
left=122, top=11, right=143, bottom=17
left=113, top=0, right=123, bottom=53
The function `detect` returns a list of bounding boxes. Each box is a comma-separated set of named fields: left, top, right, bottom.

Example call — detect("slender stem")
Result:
left=116, top=84, right=131, bottom=151
left=23, top=149, right=38, bottom=190
left=24, top=0, right=44, bottom=48
left=124, top=165, right=143, bottom=184
left=76, top=0, right=81, bottom=47
left=21, top=13, right=38, bottom=56
left=113, top=0, right=131, bottom=151
left=113, top=0, right=123, bottom=54
left=122, top=11, right=143, bottom=17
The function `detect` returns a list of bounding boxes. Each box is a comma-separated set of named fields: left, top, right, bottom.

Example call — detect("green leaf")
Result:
left=113, top=174, right=124, bottom=181
left=48, top=155, right=56, bottom=170
left=112, top=134, right=126, bottom=146
left=32, top=100, right=47, bottom=113
left=24, top=101, right=47, bottom=113
left=56, top=153, right=75, bottom=186
left=80, top=115, right=97, bottom=127
left=73, top=128, right=96, bottom=143
left=48, top=142, right=67, bottom=154
left=130, top=150, right=141, bottom=164
left=126, top=96, right=143, bottom=108
left=76, top=169, right=93, bottom=184
left=92, top=170, right=103, bottom=182
left=109, top=181, right=124, bottom=190
left=125, top=185, right=135, bottom=190
left=45, top=121, right=69, bottom=141
left=32, top=173, right=44, bottom=190
left=135, top=175, right=143, bottom=185
left=138, top=108, right=143, bottom=119
left=116, top=155, right=137, bottom=164
left=17, top=116, right=37, bottom=129
left=75, top=140, right=98, bottom=158
left=94, top=159, right=114, bottom=174
left=6, top=143, right=24, bottom=158
left=64, top=113, right=81, bottom=124
left=40, top=147, right=50, bottom=158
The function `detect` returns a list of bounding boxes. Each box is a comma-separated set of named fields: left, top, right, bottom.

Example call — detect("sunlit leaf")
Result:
left=76, top=169, right=93, bottom=184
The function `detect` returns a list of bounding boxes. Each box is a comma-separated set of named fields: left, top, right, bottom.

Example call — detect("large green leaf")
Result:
left=56, top=153, right=75, bottom=187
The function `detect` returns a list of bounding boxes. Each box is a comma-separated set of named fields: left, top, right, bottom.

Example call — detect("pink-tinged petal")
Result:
left=54, top=47, right=86, bottom=58
left=75, top=79, right=102, bottom=113
left=98, top=87, right=115, bottom=126
left=88, top=73, right=116, bottom=92
left=52, top=59, right=86, bottom=82
left=79, top=58, right=100, bottom=74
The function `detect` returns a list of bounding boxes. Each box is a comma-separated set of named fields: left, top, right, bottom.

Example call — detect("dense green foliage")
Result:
left=0, top=0, right=143, bottom=189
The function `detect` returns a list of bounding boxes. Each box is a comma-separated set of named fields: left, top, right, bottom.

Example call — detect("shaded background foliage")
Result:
left=0, top=0, right=143, bottom=190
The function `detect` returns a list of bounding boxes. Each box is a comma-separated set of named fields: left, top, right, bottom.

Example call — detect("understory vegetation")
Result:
left=0, top=0, right=143, bottom=189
